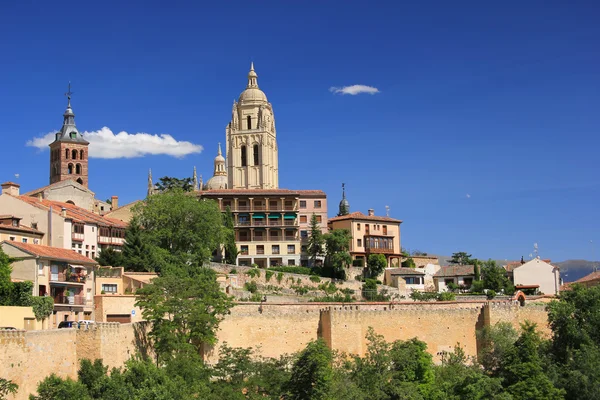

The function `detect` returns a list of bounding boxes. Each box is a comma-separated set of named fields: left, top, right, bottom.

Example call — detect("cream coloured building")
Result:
left=226, top=63, right=278, bottom=190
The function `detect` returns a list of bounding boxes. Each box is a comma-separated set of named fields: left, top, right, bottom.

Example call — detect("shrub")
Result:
left=470, top=280, right=485, bottom=294
left=268, top=266, right=313, bottom=275
left=310, top=275, right=321, bottom=283
left=265, top=270, right=274, bottom=282
left=446, top=282, right=459, bottom=292
left=362, top=279, right=390, bottom=301
left=401, top=257, right=416, bottom=269
left=311, top=294, right=354, bottom=303
left=246, top=268, right=260, bottom=278
left=293, top=285, right=310, bottom=295
left=352, top=259, right=364, bottom=267
left=244, top=281, right=258, bottom=294
left=437, top=292, right=456, bottom=301
left=276, top=272, right=284, bottom=284
left=229, top=268, right=237, bottom=274
left=251, top=263, right=259, bottom=268
left=486, top=289, right=496, bottom=299
left=409, top=291, right=438, bottom=302
left=318, top=282, right=338, bottom=295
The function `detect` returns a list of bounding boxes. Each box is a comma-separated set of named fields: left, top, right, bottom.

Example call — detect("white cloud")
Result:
left=26, top=127, right=203, bottom=159
left=329, top=85, right=380, bottom=95
left=466, top=194, right=471, bottom=199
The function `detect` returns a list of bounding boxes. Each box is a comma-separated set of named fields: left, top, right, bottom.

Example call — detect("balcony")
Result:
left=53, top=294, right=85, bottom=306
left=72, top=233, right=84, bottom=242
left=256, top=248, right=265, bottom=255
left=50, top=272, right=87, bottom=284
left=98, top=236, right=125, bottom=246
left=365, top=247, right=395, bottom=255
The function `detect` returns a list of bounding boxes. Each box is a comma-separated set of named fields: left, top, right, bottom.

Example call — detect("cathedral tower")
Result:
left=49, top=84, right=89, bottom=188
left=226, top=63, right=279, bottom=189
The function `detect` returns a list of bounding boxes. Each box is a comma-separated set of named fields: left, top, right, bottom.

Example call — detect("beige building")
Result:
left=0, top=215, right=44, bottom=245
left=226, top=63, right=278, bottom=190
left=506, top=258, right=560, bottom=295
left=1, top=241, right=98, bottom=327
left=328, top=209, right=403, bottom=268
left=298, top=191, right=328, bottom=266
left=434, top=265, right=475, bottom=292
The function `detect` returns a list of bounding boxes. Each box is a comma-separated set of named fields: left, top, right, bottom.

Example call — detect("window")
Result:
left=247, top=115, right=252, bottom=129
left=80, top=150, right=84, bottom=160
left=315, top=215, right=322, bottom=223
left=101, top=284, right=117, bottom=293
left=287, top=245, right=295, bottom=254
left=383, top=225, right=387, bottom=235
left=300, top=230, right=308, bottom=238
left=357, top=239, right=362, bottom=247
left=463, top=278, right=473, bottom=288
left=9, top=236, right=15, bottom=241
left=444, top=279, right=454, bottom=286
left=22, top=238, right=27, bottom=243
left=91, top=252, right=95, bottom=259
left=241, top=245, right=249, bottom=255
left=75, top=163, right=82, bottom=174
left=72, top=149, right=78, bottom=160
left=272, top=245, right=280, bottom=254
left=299, top=200, right=306, bottom=209
left=65, top=149, right=70, bottom=159
left=68, top=163, right=74, bottom=174
left=38, top=262, right=44, bottom=276
left=253, top=144, right=259, bottom=165
left=301, top=245, right=307, bottom=253
left=357, top=223, right=361, bottom=231
left=241, top=146, right=247, bottom=167
left=300, top=215, right=307, bottom=223
left=100, top=206, right=104, bottom=211
left=92, top=245, right=95, bottom=249
left=257, top=245, right=265, bottom=255
left=314, top=200, right=322, bottom=208
left=31, top=222, right=38, bottom=230
left=92, top=227, right=94, bottom=233
left=405, top=277, right=422, bottom=285
left=288, top=259, right=296, bottom=266
left=12, top=220, right=18, bottom=227
left=86, top=251, right=89, bottom=258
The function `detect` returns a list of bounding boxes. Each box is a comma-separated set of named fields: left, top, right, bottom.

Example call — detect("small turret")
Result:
left=338, top=183, right=350, bottom=216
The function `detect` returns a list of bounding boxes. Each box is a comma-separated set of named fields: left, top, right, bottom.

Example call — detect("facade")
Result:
left=226, top=63, right=279, bottom=189
left=297, top=191, right=328, bottom=266
left=562, top=271, right=600, bottom=290
left=434, top=265, right=475, bottom=292
left=328, top=209, right=403, bottom=267
left=49, top=87, right=90, bottom=188
left=507, top=258, right=560, bottom=295
left=22, top=179, right=112, bottom=214
left=95, top=266, right=157, bottom=295
left=385, top=267, right=426, bottom=291
left=1, top=241, right=97, bottom=327
left=0, top=215, right=44, bottom=245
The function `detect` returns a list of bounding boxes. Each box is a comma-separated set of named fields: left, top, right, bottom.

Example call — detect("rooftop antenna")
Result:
left=385, top=205, right=390, bottom=217
left=533, top=243, right=539, bottom=259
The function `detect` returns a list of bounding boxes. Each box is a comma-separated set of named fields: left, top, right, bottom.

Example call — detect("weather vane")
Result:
left=65, top=82, right=73, bottom=105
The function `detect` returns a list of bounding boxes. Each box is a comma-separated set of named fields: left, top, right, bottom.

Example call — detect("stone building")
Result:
left=0, top=214, right=44, bottom=245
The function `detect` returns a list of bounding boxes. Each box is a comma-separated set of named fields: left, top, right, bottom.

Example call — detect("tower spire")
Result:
left=218, top=142, right=222, bottom=156
left=193, top=166, right=198, bottom=191
left=147, top=169, right=154, bottom=197
left=247, top=62, right=258, bottom=88
left=338, top=183, right=350, bottom=216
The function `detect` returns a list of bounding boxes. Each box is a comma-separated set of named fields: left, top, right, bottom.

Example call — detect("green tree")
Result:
left=120, top=217, right=151, bottom=272
left=0, top=378, right=18, bottom=400
left=481, top=260, right=510, bottom=292
left=307, top=214, right=325, bottom=267
left=222, top=206, right=238, bottom=265
left=155, top=176, right=194, bottom=192
left=402, top=257, right=416, bottom=269
left=29, top=374, right=90, bottom=400
left=477, top=322, right=519, bottom=375
left=0, top=248, right=14, bottom=305
left=133, top=189, right=224, bottom=274
left=366, top=254, right=387, bottom=279
left=323, top=229, right=352, bottom=277
left=287, top=339, right=333, bottom=400
left=95, top=247, right=123, bottom=267
left=135, top=269, right=233, bottom=364
left=449, top=252, right=475, bottom=265
left=473, top=259, right=481, bottom=281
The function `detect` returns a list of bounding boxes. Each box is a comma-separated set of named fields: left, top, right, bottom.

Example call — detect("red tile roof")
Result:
left=0, top=224, right=45, bottom=236
left=328, top=211, right=402, bottom=223
left=574, top=271, right=600, bottom=284
left=17, top=196, right=126, bottom=228
left=388, top=267, right=425, bottom=276
left=435, top=265, right=475, bottom=277
left=1, top=182, right=20, bottom=187
left=504, top=259, right=553, bottom=272
left=22, top=179, right=92, bottom=197
left=2, top=241, right=97, bottom=265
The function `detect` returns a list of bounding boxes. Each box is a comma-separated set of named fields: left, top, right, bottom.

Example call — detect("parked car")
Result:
left=57, top=321, right=79, bottom=329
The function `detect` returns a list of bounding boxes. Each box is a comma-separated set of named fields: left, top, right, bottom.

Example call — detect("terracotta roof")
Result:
left=388, top=267, right=425, bottom=276
left=574, top=271, right=600, bottom=284
left=1, top=182, right=20, bottom=187
left=435, top=265, right=475, bottom=277
left=504, top=259, right=553, bottom=272
left=1, top=241, right=97, bottom=265
left=0, top=224, right=45, bottom=236
left=22, top=179, right=93, bottom=197
left=0, top=215, right=20, bottom=219
left=328, top=211, right=402, bottom=223
left=16, top=196, right=126, bottom=228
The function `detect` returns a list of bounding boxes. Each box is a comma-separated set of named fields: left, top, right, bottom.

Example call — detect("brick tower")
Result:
left=49, top=84, right=89, bottom=188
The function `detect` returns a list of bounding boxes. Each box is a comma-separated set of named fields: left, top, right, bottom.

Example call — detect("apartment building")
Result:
left=0, top=215, right=44, bottom=245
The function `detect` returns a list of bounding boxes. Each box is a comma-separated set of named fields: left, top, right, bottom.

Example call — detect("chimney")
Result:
left=111, top=195, right=118, bottom=209
left=61, top=207, right=67, bottom=218
left=367, top=209, right=375, bottom=216
left=1, top=182, right=20, bottom=196
left=37, top=192, right=43, bottom=202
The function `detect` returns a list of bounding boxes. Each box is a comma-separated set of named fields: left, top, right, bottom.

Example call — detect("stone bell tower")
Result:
left=226, top=63, right=279, bottom=189
left=49, top=84, right=89, bottom=188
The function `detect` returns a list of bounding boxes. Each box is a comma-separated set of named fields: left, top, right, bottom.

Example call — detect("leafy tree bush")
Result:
left=268, top=266, right=312, bottom=275
left=229, top=268, right=237, bottom=274
left=29, top=374, right=91, bottom=400
left=352, top=259, right=364, bottom=267
left=95, top=247, right=123, bottom=267
left=287, top=339, right=333, bottom=400
left=307, top=214, right=325, bottom=267
left=409, top=291, right=439, bottom=302
left=120, top=217, right=151, bottom=272
left=486, top=290, right=496, bottom=299
left=309, top=275, right=321, bottom=283
left=323, top=229, right=352, bottom=278
left=446, top=282, right=459, bottom=292
left=0, top=378, right=18, bottom=400
left=31, top=296, right=54, bottom=321
left=245, top=268, right=260, bottom=278
left=265, top=270, right=274, bottom=282
left=366, top=254, right=387, bottom=279
left=222, top=207, right=238, bottom=265
left=470, top=280, right=485, bottom=294
left=276, top=272, right=284, bottom=284
left=402, top=257, right=416, bottom=269
left=244, top=281, right=258, bottom=294
left=437, top=292, right=456, bottom=301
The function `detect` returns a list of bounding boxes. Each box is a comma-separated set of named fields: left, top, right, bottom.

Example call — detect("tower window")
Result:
left=80, top=150, right=84, bottom=160
left=72, top=149, right=78, bottom=160
left=76, top=178, right=83, bottom=185
left=65, top=149, right=70, bottom=159
left=247, top=115, right=252, bottom=130
left=253, top=144, right=259, bottom=165
left=76, top=163, right=82, bottom=174
left=241, top=146, right=247, bottom=167
left=68, top=163, right=74, bottom=174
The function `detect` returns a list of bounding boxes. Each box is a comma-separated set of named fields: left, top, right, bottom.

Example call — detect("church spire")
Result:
left=338, top=183, right=350, bottom=216
left=247, top=62, right=258, bottom=88
left=54, top=82, right=87, bottom=144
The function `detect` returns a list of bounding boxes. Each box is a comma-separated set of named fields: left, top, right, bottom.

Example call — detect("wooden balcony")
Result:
left=71, top=233, right=84, bottom=242
left=365, top=247, right=395, bottom=255
left=53, top=295, right=86, bottom=306
left=50, top=272, right=87, bottom=284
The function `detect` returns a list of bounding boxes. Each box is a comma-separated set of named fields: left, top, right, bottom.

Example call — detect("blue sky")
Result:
left=1, top=1, right=599, bottom=262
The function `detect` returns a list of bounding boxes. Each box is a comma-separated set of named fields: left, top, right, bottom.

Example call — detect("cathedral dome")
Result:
left=206, top=175, right=228, bottom=190
left=239, top=87, right=267, bottom=103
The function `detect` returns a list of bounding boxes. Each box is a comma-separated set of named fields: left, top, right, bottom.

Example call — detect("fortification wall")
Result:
left=486, top=303, right=551, bottom=337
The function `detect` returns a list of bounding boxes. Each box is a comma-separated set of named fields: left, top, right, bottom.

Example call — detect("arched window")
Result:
left=253, top=144, right=259, bottom=165
left=76, top=164, right=82, bottom=174
left=241, top=146, right=247, bottom=167
left=66, top=200, right=75, bottom=205
left=68, top=164, right=74, bottom=174
left=76, top=178, right=83, bottom=185
left=53, top=165, right=58, bottom=176
left=247, top=115, right=252, bottom=130
left=72, top=149, right=77, bottom=160
left=65, top=149, right=70, bottom=159
left=80, top=150, right=84, bottom=160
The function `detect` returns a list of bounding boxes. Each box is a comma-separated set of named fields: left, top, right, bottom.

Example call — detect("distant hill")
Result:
left=555, top=260, right=600, bottom=283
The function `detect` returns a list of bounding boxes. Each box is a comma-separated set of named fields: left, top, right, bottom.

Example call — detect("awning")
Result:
left=284, top=214, right=295, bottom=220
left=268, top=215, right=280, bottom=219
left=252, top=213, right=265, bottom=219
